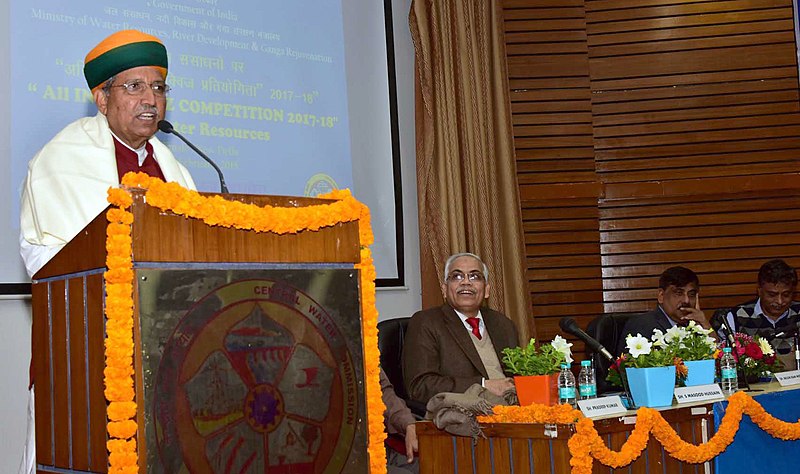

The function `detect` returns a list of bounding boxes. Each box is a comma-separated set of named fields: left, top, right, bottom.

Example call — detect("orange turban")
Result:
left=83, top=30, right=168, bottom=91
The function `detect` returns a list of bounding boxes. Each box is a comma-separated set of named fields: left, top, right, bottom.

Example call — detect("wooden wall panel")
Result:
left=505, top=0, right=598, bottom=347
left=599, top=191, right=800, bottom=314
left=585, top=0, right=800, bottom=183
left=506, top=2, right=594, bottom=192
left=522, top=198, right=603, bottom=352
left=502, top=0, right=800, bottom=352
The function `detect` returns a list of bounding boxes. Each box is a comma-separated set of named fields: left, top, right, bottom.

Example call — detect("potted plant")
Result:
left=608, top=332, right=687, bottom=407
left=718, top=332, right=783, bottom=385
left=653, top=321, right=718, bottom=386
left=501, top=336, right=573, bottom=406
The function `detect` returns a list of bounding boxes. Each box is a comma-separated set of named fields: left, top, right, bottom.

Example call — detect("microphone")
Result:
left=559, top=317, right=615, bottom=363
left=774, top=321, right=800, bottom=339
left=718, top=312, right=737, bottom=345
left=158, top=120, right=229, bottom=193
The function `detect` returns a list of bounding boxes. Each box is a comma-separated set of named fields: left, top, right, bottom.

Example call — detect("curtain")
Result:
left=410, top=0, right=534, bottom=342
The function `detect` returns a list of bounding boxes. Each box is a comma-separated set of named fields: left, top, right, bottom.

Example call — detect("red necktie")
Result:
left=466, top=317, right=482, bottom=340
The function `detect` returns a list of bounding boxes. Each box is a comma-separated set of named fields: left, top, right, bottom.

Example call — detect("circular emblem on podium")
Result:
left=303, top=173, right=338, bottom=197
left=153, top=279, right=360, bottom=473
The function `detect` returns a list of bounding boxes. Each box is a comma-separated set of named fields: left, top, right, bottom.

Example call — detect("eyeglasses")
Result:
left=668, top=287, right=698, bottom=299
left=446, top=271, right=485, bottom=283
left=109, top=80, right=171, bottom=97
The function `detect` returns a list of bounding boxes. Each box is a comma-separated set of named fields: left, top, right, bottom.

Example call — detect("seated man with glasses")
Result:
left=20, top=29, right=195, bottom=277
left=616, top=266, right=711, bottom=356
left=402, top=252, right=519, bottom=404
left=716, top=259, right=800, bottom=369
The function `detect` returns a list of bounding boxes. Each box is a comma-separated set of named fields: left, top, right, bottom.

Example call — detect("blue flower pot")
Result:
left=684, top=359, right=716, bottom=386
left=626, top=366, right=676, bottom=408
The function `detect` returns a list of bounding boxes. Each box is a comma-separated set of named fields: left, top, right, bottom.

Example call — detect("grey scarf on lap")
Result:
left=425, top=384, right=517, bottom=440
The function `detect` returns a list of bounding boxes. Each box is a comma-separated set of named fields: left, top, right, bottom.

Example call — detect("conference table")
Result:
left=415, top=382, right=800, bottom=473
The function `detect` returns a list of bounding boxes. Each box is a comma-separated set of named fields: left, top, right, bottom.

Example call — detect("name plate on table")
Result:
left=674, top=384, right=724, bottom=404
left=578, top=396, right=627, bottom=417
left=774, top=370, right=800, bottom=386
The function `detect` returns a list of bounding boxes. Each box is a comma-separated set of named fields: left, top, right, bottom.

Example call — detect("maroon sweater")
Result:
left=113, top=137, right=165, bottom=181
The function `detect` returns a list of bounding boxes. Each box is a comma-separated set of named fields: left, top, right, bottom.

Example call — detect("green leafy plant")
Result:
left=502, top=336, right=573, bottom=376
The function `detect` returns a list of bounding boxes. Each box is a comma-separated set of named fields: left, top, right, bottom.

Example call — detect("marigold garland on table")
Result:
left=478, top=402, right=580, bottom=424
left=104, top=172, right=387, bottom=473
left=476, top=390, right=800, bottom=473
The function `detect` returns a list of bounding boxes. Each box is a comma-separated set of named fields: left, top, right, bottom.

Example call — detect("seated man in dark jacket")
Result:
left=617, top=266, right=711, bottom=355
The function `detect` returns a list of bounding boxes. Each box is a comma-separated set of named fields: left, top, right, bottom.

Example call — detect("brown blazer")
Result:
left=401, top=304, right=519, bottom=404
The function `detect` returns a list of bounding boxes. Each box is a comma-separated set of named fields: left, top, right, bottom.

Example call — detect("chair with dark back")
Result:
left=376, top=316, right=426, bottom=417
left=585, top=312, right=636, bottom=394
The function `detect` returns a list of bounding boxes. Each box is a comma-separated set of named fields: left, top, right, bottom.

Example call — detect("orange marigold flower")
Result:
left=674, top=358, right=688, bottom=378
left=104, top=384, right=135, bottom=402
left=107, top=188, right=133, bottom=208
left=106, top=208, right=134, bottom=224
left=107, top=438, right=136, bottom=453
left=108, top=401, right=137, bottom=421
left=107, top=420, right=137, bottom=439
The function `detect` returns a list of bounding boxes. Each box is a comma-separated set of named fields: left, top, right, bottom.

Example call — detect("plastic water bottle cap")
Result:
left=723, top=347, right=732, bottom=353
left=561, top=363, right=568, bottom=369
left=581, top=360, right=591, bottom=367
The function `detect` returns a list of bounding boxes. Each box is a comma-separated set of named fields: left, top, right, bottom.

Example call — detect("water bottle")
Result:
left=578, top=359, right=597, bottom=400
left=558, top=363, right=577, bottom=407
left=720, top=347, right=738, bottom=395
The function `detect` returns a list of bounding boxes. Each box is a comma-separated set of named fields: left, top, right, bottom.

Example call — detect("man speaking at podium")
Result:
left=19, top=29, right=196, bottom=278
left=16, top=30, right=196, bottom=474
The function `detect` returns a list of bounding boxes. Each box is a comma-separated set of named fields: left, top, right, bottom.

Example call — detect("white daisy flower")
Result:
left=758, top=337, right=775, bottom=356
left=626, top=334, right=652, bottom=358
left=651, top=328, right=666, bottom=347
left=664, top=326, right=686, bottom=345
left=551, top=335, right=574, bottom=364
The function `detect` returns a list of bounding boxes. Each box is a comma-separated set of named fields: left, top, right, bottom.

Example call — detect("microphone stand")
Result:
left=604, top=353, right=635, bottom=409
left=732, top=334, right=756, bottom=393
left=738, top=366, right=755, bottom=392
left=158, top=120, right=229, bottom=193
left=558, top=317, right=636, bottom=406
left=774, top=324, right=800, bottom=372
left=173, top=129, right=228, bottom=193
left=718, top=313, right=756, bottom=392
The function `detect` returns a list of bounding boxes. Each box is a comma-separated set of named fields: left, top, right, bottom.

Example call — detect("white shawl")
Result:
left=20, top=113, right=196, bottom=266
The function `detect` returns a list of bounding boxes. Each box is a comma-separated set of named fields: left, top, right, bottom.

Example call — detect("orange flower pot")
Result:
left=514, top=374, right=559, bottom=406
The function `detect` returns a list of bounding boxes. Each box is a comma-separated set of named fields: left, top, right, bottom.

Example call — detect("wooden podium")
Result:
left=31, top=190, right=369, bottom=473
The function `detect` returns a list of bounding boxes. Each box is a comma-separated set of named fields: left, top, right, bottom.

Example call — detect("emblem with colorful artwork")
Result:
left=140, top=271, right=366, bottom=473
